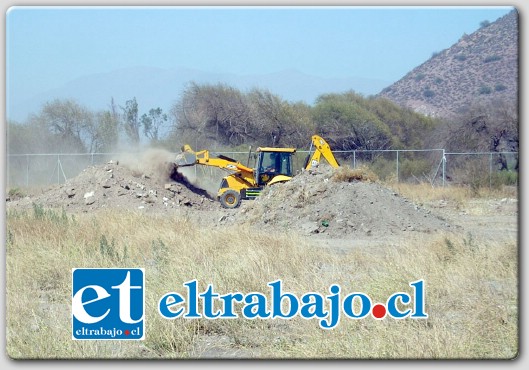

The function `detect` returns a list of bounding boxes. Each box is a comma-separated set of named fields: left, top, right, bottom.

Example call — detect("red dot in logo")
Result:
left=372, top=304, right=387, bottom=319
left=125, top=330, right=130, bottom=336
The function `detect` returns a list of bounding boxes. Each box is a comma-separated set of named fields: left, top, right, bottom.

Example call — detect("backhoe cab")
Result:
left=173, top=135, right=339, bottom=209
left=255, top=148, right=295, bottom=186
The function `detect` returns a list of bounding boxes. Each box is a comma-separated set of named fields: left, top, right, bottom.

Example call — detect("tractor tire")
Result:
left=219, top=190, right=241, bottom=209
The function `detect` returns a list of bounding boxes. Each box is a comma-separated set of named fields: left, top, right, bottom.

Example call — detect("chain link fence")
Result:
left=6, top=150, right=518, bottom=190
left=444, top=152, right=519, bottom=189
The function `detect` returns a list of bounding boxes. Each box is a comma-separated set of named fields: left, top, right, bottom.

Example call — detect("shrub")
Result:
left=484, top=55, right=502, bottom=63
left=399, top=158, right=433, bottom=182
left=495, top=84, right=507, bottom=92
left=448, top=158, right=519, bottom=191
left=369, top=157, right=397, bottom=182
left=331, top=165, right=378, bottom=183
left=7, top=188, right=25, bottom=200
left=423, top=89, right=435, bottom=98
left=99, top=234, right=118, bottom=260
left=478, top=86, right=492, bottom=95
left=491, top=170, right=518, bottom=188
left=32, top=203, right=70, bottom=224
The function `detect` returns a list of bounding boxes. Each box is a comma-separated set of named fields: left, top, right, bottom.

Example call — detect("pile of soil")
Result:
left=6, top=151, right=217, bottom=213
left=5, top=149, right=457, bottom=239
left=230, top=165, right=455, bottom=238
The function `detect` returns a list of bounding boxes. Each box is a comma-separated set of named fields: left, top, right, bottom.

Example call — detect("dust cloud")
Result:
left=116, top=147, right=223, bottom=198
left=116, top=148, right=176, bottom=184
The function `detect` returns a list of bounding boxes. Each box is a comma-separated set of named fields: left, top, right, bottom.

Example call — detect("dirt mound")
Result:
left=232, top=165, right=455, bottom=238
left=6, top=152, right=217, bottom=213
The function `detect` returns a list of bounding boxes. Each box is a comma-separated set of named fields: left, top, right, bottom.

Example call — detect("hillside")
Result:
left=379, top=10, right=518, bottom=118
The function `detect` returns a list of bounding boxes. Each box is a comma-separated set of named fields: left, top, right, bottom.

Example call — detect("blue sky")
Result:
left=6, top=6, right=513, bottom=104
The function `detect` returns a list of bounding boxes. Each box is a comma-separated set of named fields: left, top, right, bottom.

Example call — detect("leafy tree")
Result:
left=364, top=97, right=437, bottom=149
left=9, top=99, right=124, bottom=154
left=312, top=92, right=394, bottom=151
left=141, top=107, right=168, bottom=142
left=94, top=110, right=120, bottom=152
left=170, top=82, right=255, bottom=148
left=169, top=82, right=315, bottom=149
left=445, top=99, right=518, bottom=169
left=121, top=97, right=140, bottom=145
left=275, top=101, right=315, bottom=148
left=28, top=99, right=95, bottom=153
left=247, top=88, right=313, bottom=147
left=7, top=120, right=57, bottom=154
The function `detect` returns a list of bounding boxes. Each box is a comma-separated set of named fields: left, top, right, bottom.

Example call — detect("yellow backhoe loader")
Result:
left=173, top=135, right=340, bottom=208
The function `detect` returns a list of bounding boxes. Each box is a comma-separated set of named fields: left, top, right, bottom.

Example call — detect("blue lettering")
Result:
left=158, top=292, right=185, bottom=319
left=243, top=293, right=270, bottom=319
left=199, top=285, right=221, bottom=319
left=320, top=284, right=340, bottom=329
left=220, top=293, right=244, bottom=318
left=386, top=293, right=411, bottom=318
left=183, top=280, right=201, bottom=318
left=343, top=293, right=371, bottom=319
left=300, top=293, right=327, bottom=319
left=410, top=280, right=428, bottom=318
left=269, top=280, right=299, bottom=319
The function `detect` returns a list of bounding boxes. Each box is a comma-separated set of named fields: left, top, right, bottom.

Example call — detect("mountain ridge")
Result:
left=378, top=10, right=518, bottom=118
left=8, top=66, right=390, bottom=122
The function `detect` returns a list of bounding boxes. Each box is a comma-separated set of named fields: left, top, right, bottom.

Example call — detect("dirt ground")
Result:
left=6, top=153, right=518, bottom=252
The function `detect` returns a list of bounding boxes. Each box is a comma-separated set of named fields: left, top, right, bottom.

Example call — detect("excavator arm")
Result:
left=175, top=145, right=254, bottom=176
left=174, top=144, right=258, bottom=208
left=305, top=135, right=340, bottom=170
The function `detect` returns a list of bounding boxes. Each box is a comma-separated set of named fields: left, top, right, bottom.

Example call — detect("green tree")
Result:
left=247, top=88, right=313, bottom=147
left=312, top=92, right=394, bottom=151
left=94, top=110, right=120, bottom=152
left=365, top=97, right=437, bottom=149
left=29, top=99, right=95, bottom=153
left=141, top=107, right=168, bottom=142
left=121, top=97, right=140, bottom=145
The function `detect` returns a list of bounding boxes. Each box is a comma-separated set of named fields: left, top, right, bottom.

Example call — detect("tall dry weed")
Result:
left=6, top=207, right=518, bottom=359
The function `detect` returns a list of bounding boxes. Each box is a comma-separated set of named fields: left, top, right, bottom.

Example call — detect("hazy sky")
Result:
left=6, top=6, right=513, bottom=102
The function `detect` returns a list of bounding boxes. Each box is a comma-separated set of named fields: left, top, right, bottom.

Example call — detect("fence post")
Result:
left=489, top=153, right=493, bottom=189
left=442, top=150, right=446, bottom=187
left=396, top=150, right=399, bottom=183
left=26, top=154, right=29, bottom=187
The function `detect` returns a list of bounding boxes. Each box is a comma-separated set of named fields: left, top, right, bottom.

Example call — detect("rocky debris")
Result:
left=230, top=165, right=455, bottom=238
left=6, top=156, right=458, bottom=239
left=7, top=160, right=217, bottom=212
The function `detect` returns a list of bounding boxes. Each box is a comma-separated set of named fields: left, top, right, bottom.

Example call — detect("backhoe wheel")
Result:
left=219, top=190, right=241, bottom=209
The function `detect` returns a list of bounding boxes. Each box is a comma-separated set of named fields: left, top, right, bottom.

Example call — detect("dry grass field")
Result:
left=5, top=181, right=518, bottom=360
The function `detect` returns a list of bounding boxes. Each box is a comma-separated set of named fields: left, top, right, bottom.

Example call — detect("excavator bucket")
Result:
left=174, top=145, right=198, bottom=168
